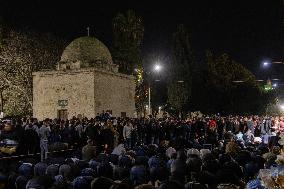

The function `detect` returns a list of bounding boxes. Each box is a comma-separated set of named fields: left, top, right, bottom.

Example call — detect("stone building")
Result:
left=33, top=36, right=136, bottom=120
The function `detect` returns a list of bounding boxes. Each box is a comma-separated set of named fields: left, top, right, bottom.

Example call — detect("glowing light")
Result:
left=264, top=84, right=273, bottom=91
left=263, top=62, right=269, bottom=67
left=154, top=64, right=162, bottom=72
left=273, top=83, right=278, bottom=88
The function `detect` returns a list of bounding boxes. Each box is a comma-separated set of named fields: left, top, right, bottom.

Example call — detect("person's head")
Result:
left=235, top=150, right=252, bottom=166
left=186, top=157, right=202, bottom=173
left=244, top=162, right=259, bottom=180
left=73, top=176, right=90, bottom=189
left=119, top=155, right=132, bottom=168
left=187, top=149, right=200, bottom=158
left=25, top=177, right=45, bottom=189
left=200, top=149, right=211, bottom=160
left=43, top=118, right=50, bottom=126
left=89, top=160, right=100, bottom=170
left=272, top=146, right=281, bottom=155
left=158, top=180, right=184, bottom=189
left=81, top=168, right=96, bottom=177
left=34, top=162, right=48, bottom=177
left=18, top=163, right=33, bottom=178
left=5, top=120, right=12, bottom=128
left=91, top=177, right=113, bottom=189
left=15, top=175, right=28, bottom=189
left=46, top=164, right=59, bottom=178
left=59, top=164, right=72, bottom=181
left=97, top=163, right=113, bottom=178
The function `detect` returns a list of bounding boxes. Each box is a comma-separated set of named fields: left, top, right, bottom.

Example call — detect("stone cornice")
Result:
left=32, top=68, right=134, bottom=80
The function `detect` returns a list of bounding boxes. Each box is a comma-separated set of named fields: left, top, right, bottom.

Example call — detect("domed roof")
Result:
left=60, top=36, right=113, bottom=66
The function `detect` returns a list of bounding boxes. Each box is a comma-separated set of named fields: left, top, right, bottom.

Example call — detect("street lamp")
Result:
left=154, top=64, right=162, bottom=72
left=148, top=63, right=162, bottom=116
left=263, top=61, right=269, bottom=67
left=273, top=83, right=278, bottom=88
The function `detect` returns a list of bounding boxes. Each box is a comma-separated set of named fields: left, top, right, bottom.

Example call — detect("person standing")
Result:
left=123, top=121, right=133, bottom=149
left=38, top=119, right=51, bottom=162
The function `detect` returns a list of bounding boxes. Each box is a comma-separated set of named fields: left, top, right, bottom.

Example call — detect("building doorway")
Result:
left=58, top=109, right=68, bottom=120
left=121, top=112, right=126, bottom=118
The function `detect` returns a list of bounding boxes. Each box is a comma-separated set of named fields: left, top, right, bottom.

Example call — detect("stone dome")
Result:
left=60, top=36, right=113, bottom=67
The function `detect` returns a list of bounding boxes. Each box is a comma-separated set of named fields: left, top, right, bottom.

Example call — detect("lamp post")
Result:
left=147, top=63, right=162, bottom=116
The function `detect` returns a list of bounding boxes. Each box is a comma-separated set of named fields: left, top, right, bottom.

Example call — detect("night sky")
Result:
left=1, top=0, right=284, bottom=81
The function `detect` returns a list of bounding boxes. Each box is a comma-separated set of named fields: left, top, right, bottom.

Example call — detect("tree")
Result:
left=206, top=52, right=263, bottom=114
left=134, top=67, right=148, bottom=117
left=0, top=29, right=65, bottom=116
left=112, top=10, right=145, bottom=116
left=167, top=24, right=194, bottom=117
left=0, top=17, right=7, bottom=113
left=112, top=10, right=144, bottom=74
left=167, top=81, right=190, bottom=117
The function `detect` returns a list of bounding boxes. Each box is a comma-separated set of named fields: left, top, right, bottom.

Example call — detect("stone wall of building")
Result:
left=33, top=70, right=95, bottom=120
left=33, top=68, right=136, bottom=120
left=93, top=69, right=136, bottom=118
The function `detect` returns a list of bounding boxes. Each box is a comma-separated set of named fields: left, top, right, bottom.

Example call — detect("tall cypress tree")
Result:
left=167, top=24, right=194, bottom=117
left=112, top=10, right=144, bottom=75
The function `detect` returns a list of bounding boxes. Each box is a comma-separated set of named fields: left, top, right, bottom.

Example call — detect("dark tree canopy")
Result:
left=205, top=52, right=265, bottom=114
left=167, top=24, right=194, bottom=117
left=112, top=10, right=144, bottom=75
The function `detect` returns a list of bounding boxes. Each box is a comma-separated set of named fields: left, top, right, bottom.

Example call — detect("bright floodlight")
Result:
left=280, top=104, right=284, bottom=110
left=273, top=83, right=278, bottom=88
left=263, top=61, right=269, bottom=67
left=154, top=64, right=162, bottom=72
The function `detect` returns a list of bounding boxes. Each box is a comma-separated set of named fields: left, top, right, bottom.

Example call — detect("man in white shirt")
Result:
left=123, top=122, right=133, bottom=149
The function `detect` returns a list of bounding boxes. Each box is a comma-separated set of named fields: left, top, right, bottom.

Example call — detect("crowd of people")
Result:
left=0, top=113, right=284, bottom=188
